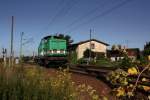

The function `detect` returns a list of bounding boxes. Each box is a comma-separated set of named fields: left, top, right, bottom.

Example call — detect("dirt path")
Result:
left=44, top=68, right=116, bottom=99
left=71, top=73, right=111, bottom=96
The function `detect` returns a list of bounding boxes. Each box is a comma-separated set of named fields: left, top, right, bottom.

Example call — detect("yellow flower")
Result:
left=102, top=97, right=108, bottom=100
left=89, top=90, right=96, bottom=96
left=87, top=85, right=93, bottom=92
left=142, top=78, right=147, bottom=82
left=71, top=82, right=75, bottom=85
left=128, top=67, right=138, bottom=75
left=81, top=84, right=86, bottom=88
left=129, top=84, right=133, bottom=87
left=127, top=92, right=134, bottom=97
left=92, top=94, right=99, bottom=100
left=116, top=87, right=125, bottom=97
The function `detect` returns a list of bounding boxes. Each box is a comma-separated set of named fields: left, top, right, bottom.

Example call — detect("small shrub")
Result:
left=107, top=63, right=150, bottom=99
left=69, top=51, right=78, bottom=64
left=119, top=57, right=134, bottom=69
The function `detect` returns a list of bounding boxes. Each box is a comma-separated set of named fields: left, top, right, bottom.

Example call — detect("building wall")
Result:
left=148, top=55, right=150, bottom=61
left=76, top=41, right=107, bottom=59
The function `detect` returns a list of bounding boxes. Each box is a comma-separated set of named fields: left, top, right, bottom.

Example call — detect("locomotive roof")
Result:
left=43, top=35, right=65, bottom=40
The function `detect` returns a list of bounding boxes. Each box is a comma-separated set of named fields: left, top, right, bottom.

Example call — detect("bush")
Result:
left=77, top=58, right=89, bottom=64
left=96, top=58, right=112, bottom=67
left=69, top=51, right=78, bottom=64
left=83, top=49, right=96, bottom=58
left=119, top=57, right=134, bottom=69
left=137, top=56, right=148, bottom=66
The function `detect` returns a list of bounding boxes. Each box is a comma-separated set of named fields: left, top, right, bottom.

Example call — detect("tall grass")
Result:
left=0, top=65, right=103, bottom=100
left=0, top=65, right=78, bottom=100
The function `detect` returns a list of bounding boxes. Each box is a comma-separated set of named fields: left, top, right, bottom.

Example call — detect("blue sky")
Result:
left=0, top=0, right=150, bottom=56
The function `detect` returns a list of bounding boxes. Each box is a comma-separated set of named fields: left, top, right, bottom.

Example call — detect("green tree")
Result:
left=69, top=51, right=77, bottom=64
left=111, top=45, right=116, bottom=50
left=118, top=44, right=122, bottom=50
left=144, top=42, right=150, bottom=56
left=58, top=34, right=73, bottom=47
left=83, top=49, right=95, bottom=58
left=120, top=56, right=134, bottom=68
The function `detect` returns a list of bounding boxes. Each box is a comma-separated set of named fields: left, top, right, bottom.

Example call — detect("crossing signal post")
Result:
left=2, top=48, right=7, bottom=67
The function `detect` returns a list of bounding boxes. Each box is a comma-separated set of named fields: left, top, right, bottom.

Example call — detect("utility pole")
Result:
left=10, top=16, right=14, bottom=67
left=19, top=32, right=33, bottom=64
left=89, top=29, right=92, bottom=63
left=33, top=51, right=35, bottom=60
left=20, top=32, right=24, bottom=62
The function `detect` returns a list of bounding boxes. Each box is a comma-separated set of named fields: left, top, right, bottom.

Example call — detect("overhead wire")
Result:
left=44, top=0, right=78, bottom=31
left=66, top=0, right=134, bottom=32
left=64, top=0, right=116, bottom=30
left=59, top=0, right=79, bottom=18
left=39, top=0, right=66, bottom=35
left=42, top=0, right=66, bottom=31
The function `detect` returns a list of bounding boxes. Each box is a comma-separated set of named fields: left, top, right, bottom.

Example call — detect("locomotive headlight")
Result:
left=57, top=50, right=60, bottom=53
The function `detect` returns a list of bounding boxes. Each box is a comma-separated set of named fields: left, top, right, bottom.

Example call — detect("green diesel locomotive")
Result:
left=37, top=35, right=67, bottom=66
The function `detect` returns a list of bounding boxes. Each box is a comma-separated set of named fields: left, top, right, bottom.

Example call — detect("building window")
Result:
left=91, top=43, right=95, bottom=49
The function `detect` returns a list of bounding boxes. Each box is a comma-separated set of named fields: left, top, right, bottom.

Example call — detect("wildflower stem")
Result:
left=131, top=63, right=150, bottom=93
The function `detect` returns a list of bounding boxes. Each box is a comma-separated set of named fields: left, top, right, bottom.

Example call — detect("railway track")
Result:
left=26, top=62, right=150, bottom=96
left=28, top=62, right=150, bottom=88
left=68, top=64, right=150, bottom=94
left=69, top=64, right=112, bottom=78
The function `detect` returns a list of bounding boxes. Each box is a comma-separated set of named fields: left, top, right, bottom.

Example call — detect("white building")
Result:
left=69, top=39, right=109, bottom=59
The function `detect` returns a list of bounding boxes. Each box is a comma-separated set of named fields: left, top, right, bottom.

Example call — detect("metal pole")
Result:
left=20, top=32, right=24, bottom=63
left=33, top=51, right=35, bottom=60
left=89, top=29, right=92, bottom=62
left=10, top=16, right=14, bottom=67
